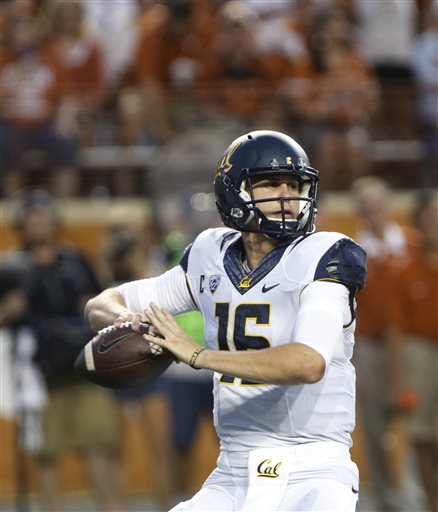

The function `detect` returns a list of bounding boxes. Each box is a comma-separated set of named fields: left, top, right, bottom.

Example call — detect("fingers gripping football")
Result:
left=114, top=310, right=144, bottom=330
left=114, top=311, right=164, bottom=356
left=143, top=303, right=203, bottom=367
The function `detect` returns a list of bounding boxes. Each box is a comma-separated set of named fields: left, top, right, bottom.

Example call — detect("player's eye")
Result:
left=253, top=180, right=277, bottom=188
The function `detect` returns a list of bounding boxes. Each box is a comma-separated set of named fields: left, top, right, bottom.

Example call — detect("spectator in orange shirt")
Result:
left=351, top=176, right=415, bottom=512
left=198, top=2, right=267, bottom=124
left=41, top=0, right=106, bottom=146
left=119, top=0, right=207, bottom=146
left=388, top=191, right=438, bottom=512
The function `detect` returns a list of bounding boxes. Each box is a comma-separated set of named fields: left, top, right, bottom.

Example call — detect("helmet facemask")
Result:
left=227, top=167, right=318, bottom=241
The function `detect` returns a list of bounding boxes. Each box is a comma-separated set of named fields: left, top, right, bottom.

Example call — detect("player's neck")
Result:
left=241, top=232, right=279, bottom=270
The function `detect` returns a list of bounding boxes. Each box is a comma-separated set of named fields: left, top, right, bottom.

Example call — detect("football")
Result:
left=74, top=322, right=174, bottom=389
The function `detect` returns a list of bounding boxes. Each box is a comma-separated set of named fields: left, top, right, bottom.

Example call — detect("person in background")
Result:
left=41, top=0, right=107, bottom=147
left=388, top=190, right=438, bottom=512
left=81, top=0, right=139, bottom=89
left=351, top=176, right=417, bottom=512
left=0, top=251, right=48, bottom=512
left=0, top=13, right=79, bottom=196
left=411, top=1, right=438, bottom=188
left=0, top=258, right=29, bottom=426
left=119, top=0, right=205, bottom=147
left=353, top=0, right=418, bottom=140
left=14, top=189, right=122, bottom=512
left=308, top=8, right=380, bottom=190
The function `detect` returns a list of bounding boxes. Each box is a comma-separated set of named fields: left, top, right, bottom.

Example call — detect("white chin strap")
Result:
left=239, top=187, right=255, bottom=225
left=297, top=200, right=311, bottom=229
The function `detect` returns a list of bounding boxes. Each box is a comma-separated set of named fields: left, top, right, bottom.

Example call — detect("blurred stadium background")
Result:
left=1, top=0, right=437, bottom=511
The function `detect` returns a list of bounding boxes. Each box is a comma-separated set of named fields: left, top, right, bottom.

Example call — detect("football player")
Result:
left=85, top=130, right=367, bottom=511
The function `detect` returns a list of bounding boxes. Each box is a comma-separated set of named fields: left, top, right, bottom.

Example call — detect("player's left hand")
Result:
left=143, top=303, right=202, bottom=366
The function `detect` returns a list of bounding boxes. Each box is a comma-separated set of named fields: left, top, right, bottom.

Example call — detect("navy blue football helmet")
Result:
left=213, top=130, right=319, bottom=240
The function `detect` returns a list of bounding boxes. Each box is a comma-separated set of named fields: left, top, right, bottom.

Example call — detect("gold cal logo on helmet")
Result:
left=215, top=143, right=241, bottom=178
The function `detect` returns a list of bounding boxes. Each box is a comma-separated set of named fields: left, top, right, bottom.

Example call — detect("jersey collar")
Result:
left=223, top=235, right=290, bottom=295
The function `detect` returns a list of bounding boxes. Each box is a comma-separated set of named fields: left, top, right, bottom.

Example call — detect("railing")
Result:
left=20, top=139, right=425, bottom=171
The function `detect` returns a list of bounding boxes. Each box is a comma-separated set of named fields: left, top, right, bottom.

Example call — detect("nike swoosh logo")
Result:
left=351, top=487, right=359, bottom=494
left=97, top=332, right=134, bottom=354
left=262, top=283, right=280, bottom=293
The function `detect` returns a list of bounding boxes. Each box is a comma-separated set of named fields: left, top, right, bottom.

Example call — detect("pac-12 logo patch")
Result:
left=209, top=275, right=221, bottom=294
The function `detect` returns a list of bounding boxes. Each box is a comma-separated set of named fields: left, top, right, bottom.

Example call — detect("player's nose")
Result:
left=277, top=182, right=295, bottom=197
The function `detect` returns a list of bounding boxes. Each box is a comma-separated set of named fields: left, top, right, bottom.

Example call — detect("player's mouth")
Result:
left=268, top=211, right=296, bottom=220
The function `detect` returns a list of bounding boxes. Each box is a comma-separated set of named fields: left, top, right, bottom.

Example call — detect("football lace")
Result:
left=98, top=322, right=128, bottom=335
left=150, top=342, right=164, bottom=356
left=97, top=321, right=151, bottom=335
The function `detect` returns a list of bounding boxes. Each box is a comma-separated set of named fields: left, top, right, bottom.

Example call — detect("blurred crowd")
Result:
left=0, top=0, right=437, bottom=197
left=0, top=1, right=437, bottom=512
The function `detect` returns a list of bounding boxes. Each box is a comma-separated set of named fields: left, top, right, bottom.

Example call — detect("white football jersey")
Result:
left=118, top=227, right=367, bottom=453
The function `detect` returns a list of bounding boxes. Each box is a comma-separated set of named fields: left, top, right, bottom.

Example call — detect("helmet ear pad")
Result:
left=215, top=174, right=255, bottom=228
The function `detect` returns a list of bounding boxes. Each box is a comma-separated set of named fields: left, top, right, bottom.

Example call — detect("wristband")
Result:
left=189, top=346, right=206, bottom=369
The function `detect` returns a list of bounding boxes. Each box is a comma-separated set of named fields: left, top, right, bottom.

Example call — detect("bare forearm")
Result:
left=197, top=343, right=325, bottom=385
left=84, top=288, right=129, bottom=332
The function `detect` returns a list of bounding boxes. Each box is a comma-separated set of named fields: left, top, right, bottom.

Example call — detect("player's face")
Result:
left=251, top=175, right=300, bottom=221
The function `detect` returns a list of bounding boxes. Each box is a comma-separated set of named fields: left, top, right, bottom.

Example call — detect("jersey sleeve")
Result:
left=313, top=238, right=367, bottom=292
left=294, top=280, right=349, bottom=367
left=116, top=265, right=196, bottom=315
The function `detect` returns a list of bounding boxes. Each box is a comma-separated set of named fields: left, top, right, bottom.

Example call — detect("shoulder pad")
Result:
left=314, top=238, right=367, bottom=291
left=179, top=228, right=238, bottom=272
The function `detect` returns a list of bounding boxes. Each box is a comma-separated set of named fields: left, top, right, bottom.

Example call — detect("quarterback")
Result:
left=85, top=130, right=367, bottom=511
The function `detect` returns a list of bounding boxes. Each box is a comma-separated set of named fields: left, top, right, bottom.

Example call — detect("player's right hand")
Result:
left=114, top=310, right=145, bottom=331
